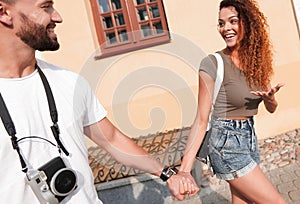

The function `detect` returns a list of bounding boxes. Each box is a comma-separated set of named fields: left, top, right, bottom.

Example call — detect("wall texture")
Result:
left=42, top=0, right=300, bottom=143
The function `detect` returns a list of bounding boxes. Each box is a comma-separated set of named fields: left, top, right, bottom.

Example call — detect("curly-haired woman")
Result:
left=179, top=0, right=286, bottom=203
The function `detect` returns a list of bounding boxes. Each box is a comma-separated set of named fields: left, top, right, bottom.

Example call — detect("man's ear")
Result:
left=0, top=3, right=13, bottom=26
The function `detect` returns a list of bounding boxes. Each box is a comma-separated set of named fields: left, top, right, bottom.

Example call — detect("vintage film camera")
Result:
left=26, top=157, right=77, bottom=204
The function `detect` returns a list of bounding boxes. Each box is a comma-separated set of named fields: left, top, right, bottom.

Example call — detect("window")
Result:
left=89, top=0, right=170, bottom=58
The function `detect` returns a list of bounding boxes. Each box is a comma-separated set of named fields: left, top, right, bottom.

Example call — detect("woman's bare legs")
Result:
left=227, top=165, right=286, bottom=204
left=230, top=185, right=252, bottom=204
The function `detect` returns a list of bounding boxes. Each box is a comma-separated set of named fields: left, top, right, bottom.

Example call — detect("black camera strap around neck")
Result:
left=0, top=64, right=69, bottom=173
left=0, top=93, right=26, bottom=172
left=36, top=65, right=69, bottom=157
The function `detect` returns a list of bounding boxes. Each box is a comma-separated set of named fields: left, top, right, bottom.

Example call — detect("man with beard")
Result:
left=0, top=0, right=199, bottom=203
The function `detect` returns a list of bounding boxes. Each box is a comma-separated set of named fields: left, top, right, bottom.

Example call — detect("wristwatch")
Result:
left=160, top=166, right=178, bottom=182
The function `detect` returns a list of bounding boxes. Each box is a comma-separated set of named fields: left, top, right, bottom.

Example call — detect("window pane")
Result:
left=148, top=0, right=157, bottom=2
left=115, top=13, right=125, bottom=26
left=141, top=24, right=152, bottom=37
left=118, top=29, right=129, bottom=42
left=111, top=0, right=122, bottom=10
left=153, top=21, right=163, bottom=34
left=106, top=32, right=117, bottom=44
left=137, top=7, right=148, bottom=21
left=102, top=15, right=113, bottom=28
left=98, top=0, right=110, bottom=13
left=150, top=5, right=160, bottom=18
left=136, top=0, right=145, bottom=5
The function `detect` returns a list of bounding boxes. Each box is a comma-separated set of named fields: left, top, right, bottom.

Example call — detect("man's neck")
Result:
left=0, top=57, right=37, bottom=78
left=0, top=32, right=37, bottom=78
left=0, top=48, right=37, bottom=78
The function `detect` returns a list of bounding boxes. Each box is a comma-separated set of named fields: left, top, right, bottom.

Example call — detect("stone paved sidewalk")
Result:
left=270, top=162, right=300, bottom=203
left=194, top=161, right=300, bottom=204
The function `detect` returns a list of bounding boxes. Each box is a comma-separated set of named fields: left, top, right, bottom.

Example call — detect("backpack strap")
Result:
left=212, top=53, right=224, bottom=105
left=196, top=52, right=225, bottom=162
left=206, top=53, right=224, bottom=130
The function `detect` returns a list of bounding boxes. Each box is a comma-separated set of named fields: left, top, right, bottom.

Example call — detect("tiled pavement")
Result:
left=196, top=161, right=300, bottom=204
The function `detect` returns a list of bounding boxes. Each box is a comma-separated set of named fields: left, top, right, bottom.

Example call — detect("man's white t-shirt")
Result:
left=0, top=59, right=107, bottom=203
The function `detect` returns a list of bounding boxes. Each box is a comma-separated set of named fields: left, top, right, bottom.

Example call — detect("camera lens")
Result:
left=50, top=168, right=77, bottom=196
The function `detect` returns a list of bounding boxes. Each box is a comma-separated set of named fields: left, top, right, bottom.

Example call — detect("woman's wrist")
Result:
left=263, top=95, right=278, bottom=113
left=179, top=166, right=192, bottom=173
left=263, top=94, right=275, bottom=102
left=178, top=160, right=193, bottom=173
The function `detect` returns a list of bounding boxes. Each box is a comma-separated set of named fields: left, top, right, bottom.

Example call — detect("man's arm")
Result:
left=84, top=117, right=163, bottom=175
left=84, top=117, right=199, bottom=199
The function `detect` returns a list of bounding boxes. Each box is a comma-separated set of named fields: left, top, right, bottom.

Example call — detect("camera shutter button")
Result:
left=40, top=184, right=49, bottom=192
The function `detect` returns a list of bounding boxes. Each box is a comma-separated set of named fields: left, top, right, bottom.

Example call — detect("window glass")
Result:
left=136, top=0, right=145, bottom=5
left=153, top=21, right=163, bottom=34
left=98, top=0, right=110, bottom=13
left=151, top=5, right=160, bottom=18
left=102, top=15, right=113, bottom=28
left=137, top=7, right=148, bottom=21
left=115, top=13, right=125, bottom=26
left=112, top=0, right=122, bottom=10
left=141, top=24, right=152, bottom=37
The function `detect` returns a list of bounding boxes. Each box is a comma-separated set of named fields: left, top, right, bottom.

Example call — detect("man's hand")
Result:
left=166, top=171, right=200, bottom=200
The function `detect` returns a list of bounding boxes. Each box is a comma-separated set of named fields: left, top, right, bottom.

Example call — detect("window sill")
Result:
left=94, top=38, right=171, bottom=60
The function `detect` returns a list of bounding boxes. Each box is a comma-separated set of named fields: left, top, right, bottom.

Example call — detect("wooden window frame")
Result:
left=89, top=0, right=170, bottom=59
left=291, top=0, right=300, bottom=37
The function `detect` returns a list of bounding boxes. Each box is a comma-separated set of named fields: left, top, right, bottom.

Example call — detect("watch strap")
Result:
left=160, top=166, right=178, bottom=182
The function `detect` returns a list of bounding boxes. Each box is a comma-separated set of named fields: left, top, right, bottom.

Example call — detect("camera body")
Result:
left=26, top=156, right=77, bottom=204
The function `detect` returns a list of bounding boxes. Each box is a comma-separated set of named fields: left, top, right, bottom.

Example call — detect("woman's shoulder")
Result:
left=200, top=51, right=225, bottom=70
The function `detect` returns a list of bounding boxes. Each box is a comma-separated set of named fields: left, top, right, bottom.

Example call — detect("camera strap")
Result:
left=0, top=64, right=69, bottom=173
left=0, top=93, right=27, bottom=172
left=36, top=65, right=69, bottom=156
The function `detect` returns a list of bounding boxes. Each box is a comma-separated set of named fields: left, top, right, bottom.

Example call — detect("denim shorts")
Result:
left=208, top=116, right=260, bottom=180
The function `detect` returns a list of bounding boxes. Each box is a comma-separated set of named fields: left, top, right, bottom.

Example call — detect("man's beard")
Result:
left=16, top=13, right=60, bottom=51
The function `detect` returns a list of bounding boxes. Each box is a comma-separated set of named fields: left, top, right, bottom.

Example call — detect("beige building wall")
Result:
left=42, top=0, right=300, bottom=144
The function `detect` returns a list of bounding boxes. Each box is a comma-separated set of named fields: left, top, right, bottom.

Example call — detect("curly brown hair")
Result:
left=220, top=0, right=273, bottom=90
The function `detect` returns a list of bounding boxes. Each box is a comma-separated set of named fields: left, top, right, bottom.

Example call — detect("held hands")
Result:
left=166, top=171, right=199, bottom=200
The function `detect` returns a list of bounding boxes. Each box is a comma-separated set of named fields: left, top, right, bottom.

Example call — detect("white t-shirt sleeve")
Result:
left=80, top=77, right=107, bottom=127
left=36, top=59, right=107, bottom=127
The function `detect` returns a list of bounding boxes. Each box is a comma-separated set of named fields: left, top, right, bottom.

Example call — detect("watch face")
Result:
left=160, top=167, right=169, bottom=181
left=160, top=166, right=177, bottom=181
